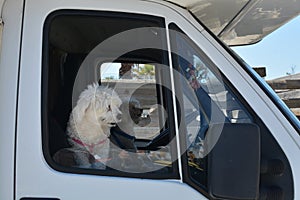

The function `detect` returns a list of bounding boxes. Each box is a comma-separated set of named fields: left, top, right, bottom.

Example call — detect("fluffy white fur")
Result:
left=67, top=83, right=122, bottom=167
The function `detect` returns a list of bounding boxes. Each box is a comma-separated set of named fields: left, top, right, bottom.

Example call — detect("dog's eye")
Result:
left=107, top=105, right=111, bottom=112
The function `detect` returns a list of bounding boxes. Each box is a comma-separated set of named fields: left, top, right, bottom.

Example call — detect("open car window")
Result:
left=99, top=62, right=161, bottom=139
left=42, top=10, right=179, bottom=178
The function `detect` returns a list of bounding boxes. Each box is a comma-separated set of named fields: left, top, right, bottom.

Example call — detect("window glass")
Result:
left=169, top=23, right=253, bottom=188
left=100, top=63, right=161, bottom=138
left=43, top=11, right=178, bottom=178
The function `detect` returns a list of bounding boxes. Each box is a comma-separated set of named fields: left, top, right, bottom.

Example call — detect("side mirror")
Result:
left=207, top=123, right=260, bottom=199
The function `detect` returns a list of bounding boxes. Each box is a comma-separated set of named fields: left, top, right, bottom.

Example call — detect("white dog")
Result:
left=66, top=83, right=122, bottom=168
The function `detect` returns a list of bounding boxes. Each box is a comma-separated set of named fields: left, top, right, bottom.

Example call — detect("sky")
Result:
left=232, top=15, right=300, bottom=80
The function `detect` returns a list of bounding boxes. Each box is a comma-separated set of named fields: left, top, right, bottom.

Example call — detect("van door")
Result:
left=16, top=0, right=207, bottom=199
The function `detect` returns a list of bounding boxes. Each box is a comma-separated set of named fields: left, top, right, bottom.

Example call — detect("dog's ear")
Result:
left=71, top=93, right=94, bottom=124
left=71, top=83, right=99, bottom=123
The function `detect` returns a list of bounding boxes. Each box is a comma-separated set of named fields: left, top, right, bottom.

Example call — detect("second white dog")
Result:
left=67, top=83, right=122, bottom=168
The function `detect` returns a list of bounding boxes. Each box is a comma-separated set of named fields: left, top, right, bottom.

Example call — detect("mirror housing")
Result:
left=207, top=123, right=260, bottom=199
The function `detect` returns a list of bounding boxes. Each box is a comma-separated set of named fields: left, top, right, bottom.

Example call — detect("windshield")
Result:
left=231, top=16, right=300, bottom=132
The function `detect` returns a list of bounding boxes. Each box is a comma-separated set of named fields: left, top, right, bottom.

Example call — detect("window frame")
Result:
left=41, top=9, right=179, bottom=179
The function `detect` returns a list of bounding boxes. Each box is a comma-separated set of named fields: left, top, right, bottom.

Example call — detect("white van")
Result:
left=1, top=0, right=300, bottom=199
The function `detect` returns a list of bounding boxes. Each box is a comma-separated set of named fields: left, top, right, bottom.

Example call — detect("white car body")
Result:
left=0, top=0, right=299, bottom=200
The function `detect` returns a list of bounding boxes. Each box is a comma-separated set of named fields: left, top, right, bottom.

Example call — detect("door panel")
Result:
left=16, top=0, right=208, bottom=199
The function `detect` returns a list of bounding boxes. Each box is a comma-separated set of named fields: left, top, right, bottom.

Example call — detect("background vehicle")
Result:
left=1, top=0, right=300, bottom=199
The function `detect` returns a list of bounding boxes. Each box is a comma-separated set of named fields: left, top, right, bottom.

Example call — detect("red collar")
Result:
left=71, top=137, right=108, bottom=152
